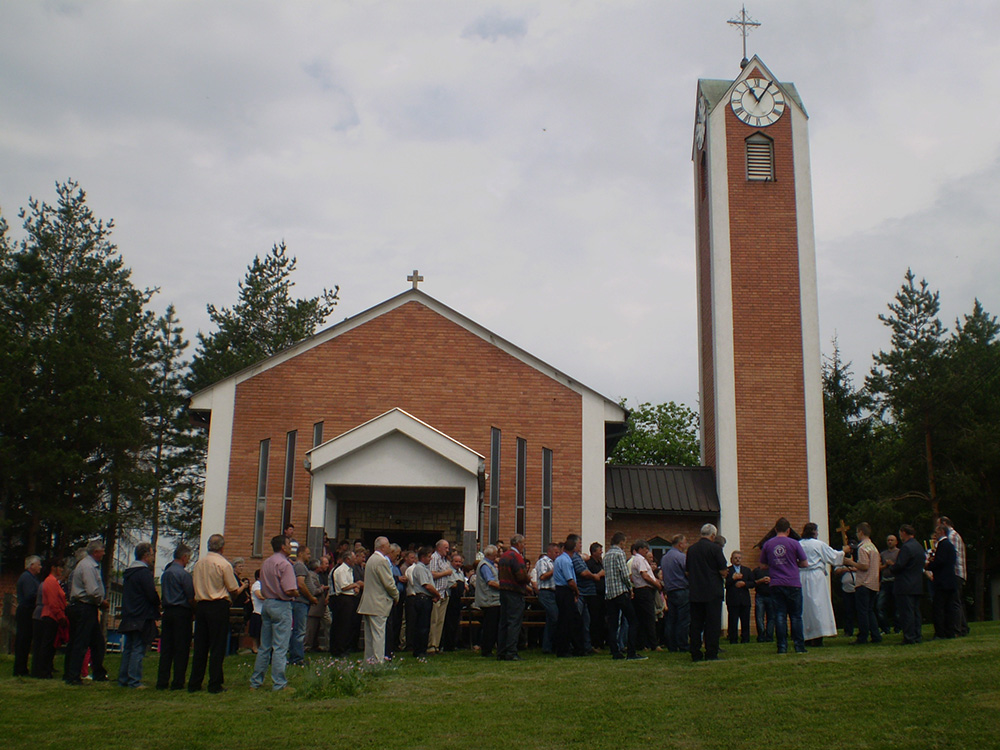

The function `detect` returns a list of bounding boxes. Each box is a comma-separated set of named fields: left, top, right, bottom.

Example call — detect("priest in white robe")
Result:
left=799, top=522, right=845, bottom=644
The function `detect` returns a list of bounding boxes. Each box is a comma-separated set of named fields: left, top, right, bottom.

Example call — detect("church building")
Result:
left=189, top=288, right=634, bottom=560
left=192, top=48, right=826, bottom=565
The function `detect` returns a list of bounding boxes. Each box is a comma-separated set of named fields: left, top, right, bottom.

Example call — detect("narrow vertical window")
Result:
left=515, top=437, right=527, bottom=536
left=541, top=448, right=553, bottom=546
left=253, top=439, right=270, bottom=557
left=312, top=421, right=324, bottom=447
left=282, top=430, right=296, bottom=531
left=746, top=132, right=774, bottom=181
left=489, top=427, right=501, bottom=543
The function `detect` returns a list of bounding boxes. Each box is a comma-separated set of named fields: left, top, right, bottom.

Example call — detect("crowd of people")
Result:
left=10, top=515, right=970, bottom=690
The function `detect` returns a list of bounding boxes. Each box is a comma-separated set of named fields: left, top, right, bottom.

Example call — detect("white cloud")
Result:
left=1, top=0, right=998, bottom=412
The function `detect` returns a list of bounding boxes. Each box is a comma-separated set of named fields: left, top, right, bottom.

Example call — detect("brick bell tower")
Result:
left=692, top=54, right=828, bottom=555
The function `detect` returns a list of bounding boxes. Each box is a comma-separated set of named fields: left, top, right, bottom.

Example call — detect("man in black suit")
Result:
left=926, top=524, right=958, bottom=639
left=890, top=524, right=926, bottom=645
left=686, top=523, right=729, bottom=661
left=725, top=551, right=754, bottom=644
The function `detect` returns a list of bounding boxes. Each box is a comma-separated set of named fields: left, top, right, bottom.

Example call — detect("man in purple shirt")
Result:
left=250, top=535, right=300, bottom=691
left=760, top=517, right=809, bottom=654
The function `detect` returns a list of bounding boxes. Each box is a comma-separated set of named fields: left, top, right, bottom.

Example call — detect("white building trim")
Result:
left=791, top=104, right=830, bottom=541
left=190, top=380, right=236, bottom=558
left=706, top=93, right=740, bottom=556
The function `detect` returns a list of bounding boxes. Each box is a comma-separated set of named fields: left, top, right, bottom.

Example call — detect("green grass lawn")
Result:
left=3, top=623, right=998, bottom=750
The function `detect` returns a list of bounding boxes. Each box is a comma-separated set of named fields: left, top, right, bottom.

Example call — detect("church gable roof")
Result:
left=305, top=407, right=484, bottom=477
left=189, top=288, right=624, bottom=415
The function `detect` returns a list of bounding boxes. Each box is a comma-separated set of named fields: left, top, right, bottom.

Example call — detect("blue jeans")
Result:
left=251, top=599, right=293, bottom=691
left=117, top=631, right=147, bottom=687
left=664, top=588, right=690, bottom=651
left=289, top=601, right=308, bottom=664
left=755, top=594, right=775, bottom=641
left=537, top=589, right=557, bottom=653
left=772, top=586, right=805, bottom=653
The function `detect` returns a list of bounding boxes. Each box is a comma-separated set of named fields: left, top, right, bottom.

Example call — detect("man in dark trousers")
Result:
left=725, top=550, right=754, bottom=644
left=891, top=524, right=926, bottom=645
left=14, top=555, right=41, bottom=677
left=926, top=523, right=958, bottom=639
left=157, top=543, right=194, bottom=690
left=752, top=563, right=774, bottom=642
left=497, top=534, right=531, bottom=661
left=64, top=540, right=110, bottom=685
left=686, top=523, right=728, bottom=661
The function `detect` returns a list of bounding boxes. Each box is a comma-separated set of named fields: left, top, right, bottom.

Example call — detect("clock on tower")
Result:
left=691, top=55, right=828, bottom=556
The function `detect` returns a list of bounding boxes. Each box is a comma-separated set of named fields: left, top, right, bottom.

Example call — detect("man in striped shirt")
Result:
left=603, top=532, right=643, bottom=660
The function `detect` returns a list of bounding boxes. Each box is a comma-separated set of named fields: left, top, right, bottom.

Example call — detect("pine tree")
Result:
left=868, top=269, right=948, bottom=514
left=935, top=300, right=1000, bottom=619
left=187, top=242, right=339, bottom=392
left=182, top=243, right=339, bottom=547
left=0, top=180, right=153, bottom=571
left=142, top=304, right=199, bottom=549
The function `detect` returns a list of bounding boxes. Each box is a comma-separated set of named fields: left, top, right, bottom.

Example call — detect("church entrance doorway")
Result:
left=331, top=485, right=465, bottom=553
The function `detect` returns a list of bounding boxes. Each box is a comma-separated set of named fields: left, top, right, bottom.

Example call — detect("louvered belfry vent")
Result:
left=746, top=133, right=774, bottom=181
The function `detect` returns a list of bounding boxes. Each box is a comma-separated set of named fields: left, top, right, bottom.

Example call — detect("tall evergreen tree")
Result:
left=142, top=304, right=199, bottom=549
left=0, top=181, right=153, bottom=572
left=187, top=242, right=339, bottom=392
left=868, top=269, right=948, bottom=515
left=183, top=243, right=339, bottom=544
left=935, top=300, right=1000, bottom=619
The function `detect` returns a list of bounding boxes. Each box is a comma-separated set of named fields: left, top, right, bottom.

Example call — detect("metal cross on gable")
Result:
left=407, top=269, right=424, bottom=289
left=727, top=5, right=761, bottom=69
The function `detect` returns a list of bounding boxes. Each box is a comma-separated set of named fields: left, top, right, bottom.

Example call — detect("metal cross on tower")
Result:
left=727, top=5, right=761, bottom=69
left=407, top=269, right=424, bottom=289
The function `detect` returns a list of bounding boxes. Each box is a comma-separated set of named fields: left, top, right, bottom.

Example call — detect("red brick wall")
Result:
left=220, top=301, right=584, bottom=560
left=606, top=515, right=710, bottom=552
left=725, top=106, right=811, bottom=551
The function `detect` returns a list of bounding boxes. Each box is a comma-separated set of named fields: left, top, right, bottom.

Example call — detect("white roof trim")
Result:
left=304, top=407, right=484, bottom=476
left=189, top=288, right=626, bottom=417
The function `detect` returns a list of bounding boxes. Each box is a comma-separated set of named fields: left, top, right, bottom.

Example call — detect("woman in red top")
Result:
left=31, top=559, right=67, bottom=679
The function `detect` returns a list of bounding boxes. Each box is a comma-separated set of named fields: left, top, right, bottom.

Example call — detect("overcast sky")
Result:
left=2, top=1, right=998, bottom=410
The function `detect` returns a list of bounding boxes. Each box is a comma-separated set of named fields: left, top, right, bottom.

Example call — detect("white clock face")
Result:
left=730, top=78, right=785, bottom=127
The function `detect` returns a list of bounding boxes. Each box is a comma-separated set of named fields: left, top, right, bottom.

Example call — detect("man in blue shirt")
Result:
left=554, top=538, right=585, bottom=657
left=570, top=536, right=601, bottom=653
left=661, top=535, right=690, bottom=653
left=157, top=544, right=194, bottom=690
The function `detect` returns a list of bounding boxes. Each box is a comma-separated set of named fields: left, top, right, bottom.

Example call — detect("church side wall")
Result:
left=220, top=301, right=585, bottom=563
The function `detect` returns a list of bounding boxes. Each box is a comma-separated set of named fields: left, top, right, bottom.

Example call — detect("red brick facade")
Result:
left=724, top=106, right=811, bottom=555
left=219, top=300, right=586, bottom=560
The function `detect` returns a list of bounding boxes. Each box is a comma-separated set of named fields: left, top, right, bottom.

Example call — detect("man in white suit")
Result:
left=356, top=536, right=400, bottom=663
